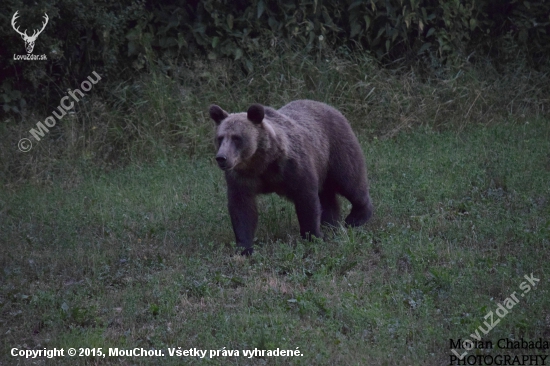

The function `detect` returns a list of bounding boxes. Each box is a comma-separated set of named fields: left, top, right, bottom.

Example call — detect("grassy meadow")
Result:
left=1, top=52, right=550, bottom=365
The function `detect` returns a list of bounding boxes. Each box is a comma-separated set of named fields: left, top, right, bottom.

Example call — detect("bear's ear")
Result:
left=209, top=105, right=228, bottom=125
left=247, top=104, right=264, bottom=125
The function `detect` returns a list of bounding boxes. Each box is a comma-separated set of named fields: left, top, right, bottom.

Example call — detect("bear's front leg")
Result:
left=292, top=189, right=322, bottom=240
left=227, top=182, right=258, bottom=256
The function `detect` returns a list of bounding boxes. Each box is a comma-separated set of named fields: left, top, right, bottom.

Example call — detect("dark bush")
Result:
left=1, top=0, right=549, bottom=115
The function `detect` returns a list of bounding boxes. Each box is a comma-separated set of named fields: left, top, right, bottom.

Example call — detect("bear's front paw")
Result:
left=240, top=247, right=254, bottom=256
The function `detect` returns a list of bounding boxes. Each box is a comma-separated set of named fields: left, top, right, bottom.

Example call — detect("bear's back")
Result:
left=277, top=100, right=357, bottom=151
left=278, top=100, right=353, bottom=134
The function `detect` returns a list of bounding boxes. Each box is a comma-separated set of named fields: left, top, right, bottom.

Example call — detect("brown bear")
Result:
left=209, top=100, right=373, bottom=255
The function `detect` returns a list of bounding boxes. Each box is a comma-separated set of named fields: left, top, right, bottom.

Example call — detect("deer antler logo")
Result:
left=11, top=11, right=49, bottom=54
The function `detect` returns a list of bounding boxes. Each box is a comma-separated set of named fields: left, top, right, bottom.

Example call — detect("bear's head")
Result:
left=209, top=104, right=265, bottom=171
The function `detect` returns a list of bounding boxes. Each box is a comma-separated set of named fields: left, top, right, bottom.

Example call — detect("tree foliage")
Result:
left=2, top=0, right=549, bottom=113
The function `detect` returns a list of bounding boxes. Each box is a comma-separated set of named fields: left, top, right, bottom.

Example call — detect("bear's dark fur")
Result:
left=209, top=100, right=373, bottom=255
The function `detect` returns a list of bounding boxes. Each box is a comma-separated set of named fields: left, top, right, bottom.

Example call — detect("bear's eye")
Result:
left=232, top=135, right=243, bottom=147
left=217, top=136, right=223, bottom=146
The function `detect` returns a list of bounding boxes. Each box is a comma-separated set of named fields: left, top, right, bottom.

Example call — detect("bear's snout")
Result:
left=215, top=154, right=229, bottom=170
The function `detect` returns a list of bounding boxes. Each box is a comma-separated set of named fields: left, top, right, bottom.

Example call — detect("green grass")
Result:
left=2, top=50, right=548, bottom=185
left=1, top=117, right=549, bottom=365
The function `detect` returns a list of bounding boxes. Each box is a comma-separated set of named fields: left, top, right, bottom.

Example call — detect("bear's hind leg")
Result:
left=344, top=194, right=373, bottom=227
left=319, top=188, right=340, bottom=227
left=340, top=181, right=373, bottom=227
left=292, top=190, right=323, bottom=240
